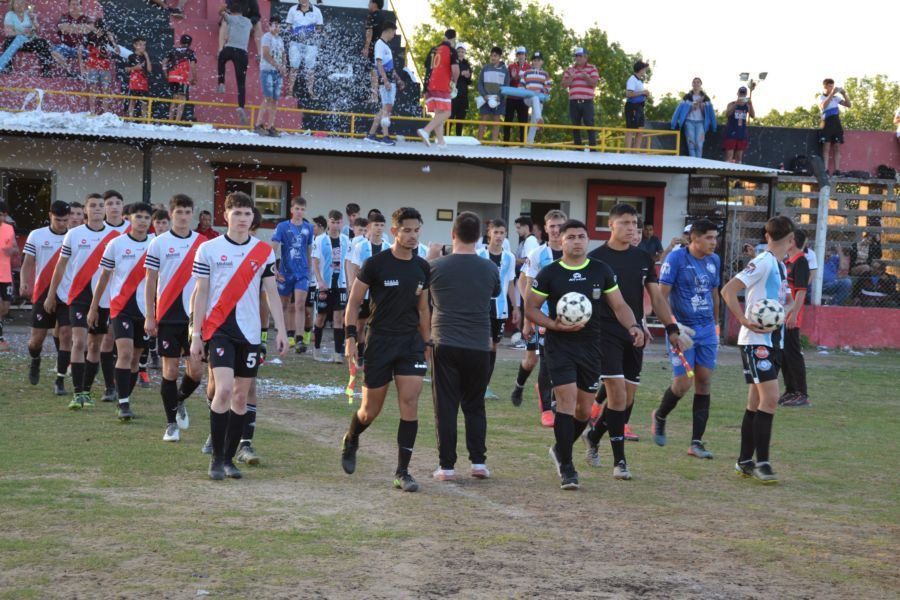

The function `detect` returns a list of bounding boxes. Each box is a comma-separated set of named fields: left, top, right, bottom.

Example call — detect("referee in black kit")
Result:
left=429, top=212, right=500, bottom=482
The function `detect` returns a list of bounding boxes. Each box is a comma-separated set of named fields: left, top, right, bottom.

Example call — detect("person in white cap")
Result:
left=504, top=46, right=530, bottom=143
left=561, top=48, right=600, bottom=147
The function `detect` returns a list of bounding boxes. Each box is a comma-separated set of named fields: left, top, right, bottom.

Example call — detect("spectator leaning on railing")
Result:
left=1, top=0, right=71, bottom=76
left=671, top=77, right=716, bottom=158
left=624, top=59, right=650, bottom=150
left=519, top=51, right=551, bottom=146
left=476, top=46, right=509, bottom=142
left=83, top=19, right=117, bottom=114
left=164, top=34, right=197, bottom=123
left=125, top=36, right=152, bottom=120
left=561, top=48, right=599, bottom=148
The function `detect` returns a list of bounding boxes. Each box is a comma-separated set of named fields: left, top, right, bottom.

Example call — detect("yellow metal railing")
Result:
left=0, top=85, right=680, bottom=155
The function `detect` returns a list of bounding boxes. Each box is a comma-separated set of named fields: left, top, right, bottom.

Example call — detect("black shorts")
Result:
left=363, top=332, right=427, bottom=389
left=316, top=287, right=347, bottom=313
left=818, top=115, right=844, bottom=145
left=490, top=317, right=505, bottom=344
left=207, top=335, right=262, bottom=378
left=31, top=294, right=65, bottom=329
left=112, top=314, right=148, bottom=347
left=169, top=82, right=190, bottom=96
left=740, top=343, right=783, bottom=384
left=624, top=102, right=645, bottom=129
left=0, top=281, right=12, bottom=301
left=600, top=330, right=644, bottom=384
left=306, top=286, right=317, bottom=308
left=158, top=323, right=190, bottom=358
left=544, top=337, right=601, bottom=393
left=358, top=297, right=372, bottom=320
left=70, top=304, right=109, bottom=334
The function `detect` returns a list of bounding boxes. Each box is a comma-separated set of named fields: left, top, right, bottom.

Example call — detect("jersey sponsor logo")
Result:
left=414, top=362, right=428, bottom=369
left=384, top=279, right=399, bottom=287
left=757, top=359, right=772, bottom=371
left=754, top=346, right=769, bottom=359
left=568, top=273, right=585, bottom=282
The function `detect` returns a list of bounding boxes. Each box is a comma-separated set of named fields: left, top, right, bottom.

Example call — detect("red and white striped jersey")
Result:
left=23, top=226, right=67, bottom=303
left=145, top=230, right=203, bottom=325
left=100, top=233, right=153, bottom=318
left=192, top=235, right=275, bottom=345
left=58, top=223, right=120, bottom=307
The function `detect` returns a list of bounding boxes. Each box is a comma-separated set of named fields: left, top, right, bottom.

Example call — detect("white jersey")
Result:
left=23, top=226, right=66, bottom=303
left=286, top=3, right=323, bottom=43
left=523, top=243, right=560, bottom=279
left=476, top=238, right=511, bottom=254
left=100, top=233, right=153, bottom=319
left=145, top=230, right=203, bottom=325
left=736, top=250, right=789, bottom=348
left=349, top=238, right=389, bottom=268
left=193, top=235, right=276, bottom=345
left=58, top=223, right=120, bottom=307
left=518, top=234, right=540, bottom=260
left=105, top=219, right=131, bottom=235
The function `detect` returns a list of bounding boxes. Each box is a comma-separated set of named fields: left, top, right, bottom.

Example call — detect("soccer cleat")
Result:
left=510, top=384, right=524, bottom=406
left=138, top=371, right=151, bottom=388
left=303, top=330, right=312, bottom=345
left=559, top=464, right=579, bottom=490
left=68, top=394, right=83, bottom=410
left=688, top=440, right=714, bottom=459
left=540, top=410, right=555, bottom=428
left=101, top=387, right=116, bottom=403
left=470, top=464, right=491, bottom=479
left=484, top=387, right=498, bottom=400
left=341, top=434, right=358, bottom=474
left=752, top=462, right=778, bottom=484
left=295, top=341, right=307, bottom=354
left=651, top=409, right=667, bottom=446
left=223, top=460, right=243, bottom=479
left=783, top=393, right=811, bottom=407
left=624, top=424, right=639, bottom=442
left=734, top=460, right=755, bottom=478
left=777, top=392, right=794, bottom=406
left=176, top=402, right=190, bottom=430
left=201, top=434, right=213, bottom=455
left=364, top=134, right=380, bottom=144
left=314, top=348, right=330, bottom=362
left=81, top=392, right=95, bottom=408
left=163, top=423, right=180, bottom=442
left=236, top=444, right=260, bottom=465
left=432, top=468, right=456, bottom=481
left=117, top=402, right=134, bottom=421
left=512, top=339, right=527, bottom=349
left=29, top=358, right=41, bottom=385
left=208, top=456, right=225, bottom=480
left=613, top=460, right=633, bottom=480
left=590, top=401, right=603, bottom=423
left=416, top=128, right=431, bottom=147
left=583, top=431, right=602, bottom=468
left=288, top=337, right=296, bottom=348
left=548, top=445, right=562, bottom=476
left=54, top=377, right=66, bottom=396
left=393, top=471, right=419, bottom=492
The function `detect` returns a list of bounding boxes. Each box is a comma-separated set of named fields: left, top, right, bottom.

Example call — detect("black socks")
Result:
left=161, top=378, right=179, bottom=423
left=606, top=408, right=626, bottom=464
left=753, top=410, right=774, bottom=464
left=739, top=409, right=756, bottom=463
left=241, top=404, right=257, bottom=443
left=515, top=364, right=532, bottom=388
left=224, top=410, right=245, bottom=460
left=553, top=412, right=575, bottom=466
left=57, top=350, right=71, bottom=379
left=100, top=351, right=115, bottom=389
left=209, top=409, right=229, bottom=457
left=313, top=326, right=324, bottom=349
left=692, top=394, right=711, bottom=441
left=657, top=386, right=681, bottom=419
left=71, top=362, right=85, bottom=393
left=83, top=360, right=99, bottom=392
left=396, top=419, right=417, bottom=474
left=334, top=329, right=345, bottom=354
left=115, top=367, right=132, bottom=402
left=178, top=375, right=200, bottom=402
left=28, top=346, right=41, bottom=359
left=347, top=411, right=370, bottom=443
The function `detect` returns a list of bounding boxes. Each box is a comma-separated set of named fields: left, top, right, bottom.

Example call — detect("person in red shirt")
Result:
left=561, top=48, right=600, bottom=147
left=417, top=28, right=459, bottom=150
left=503, top=46, right=530, bottom=143
left=83, top=19, right=116, bottom=114
left=196, top=210, right=220, bottom=240
left=780, top=230, right=810, bottom=407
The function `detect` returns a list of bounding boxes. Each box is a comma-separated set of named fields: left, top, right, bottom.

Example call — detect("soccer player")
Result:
left=418, top=29, right=459, bottom=149
left=431, top=212, right=500, bottom=481
left=272, top=196, right=314, bottom=353
left=721, top=216, right=797, bottom=483
left=475, top=219, right=518, bottom=395
left=511, top=210, right=566, bottom=425
left=151, top=209, right=170, bottom=235
left=44, top=193, right=118, bottom=409
left=651, top=219, right=721, bottom=459
left=88, top=203, right=154, bottom=421
left=145, top=194, right=205, bottom=442
left=99, top=190, right=130, bottom=402
left=341, top=203, right=359, bottom=239
left=526, top=219, right=643, bottom=489
left=311, top=210, right=351, bottom=363
left=191, top=192, right=287, bottom=480
left=340, top=207, right=431, bottom=493
left=21, top=201, right=71, bottom=391
left=346, top=211, right=389, bottom=364
left=68, top=202, right=84, bottom=228
left=583, top=204, right=686, bottom=470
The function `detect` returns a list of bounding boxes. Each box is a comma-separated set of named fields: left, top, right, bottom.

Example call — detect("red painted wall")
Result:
left=840, top=131, right=900, bottom=172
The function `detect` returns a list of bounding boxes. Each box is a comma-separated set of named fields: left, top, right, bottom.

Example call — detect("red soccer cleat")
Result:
left=541, top=410, right=555, bottom=428
left=624, top=423, right=639, bottom=442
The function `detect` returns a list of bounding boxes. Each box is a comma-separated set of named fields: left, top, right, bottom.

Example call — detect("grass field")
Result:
left=0, top=328, right=898, bottom=599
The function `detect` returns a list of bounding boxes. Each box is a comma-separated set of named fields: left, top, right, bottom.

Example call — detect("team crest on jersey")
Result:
left=123, top=321, right=130, bottom=330
left=660, top=262, right=671, bottom=278
left=162, top=340, right=170, bottom=349
left=250, top=260, right=259, bottom=272
left=754, top=347, right=769, bottom=359
left=706, top=263, right=716, bottom=274
left=36, top=314, right=43, bottom=321
left=215, top=347, right=224, bottom=357
left=415, top=282, right=424, bottom=295
left=757, top=360, right=772, bottom=371
left=43, top=240, right=50, bottom=246
left=76, top=311, right=83, bottom=319
left=743, top=262, right=757, bottom=275
left=592, top=288, right=601, bottom=300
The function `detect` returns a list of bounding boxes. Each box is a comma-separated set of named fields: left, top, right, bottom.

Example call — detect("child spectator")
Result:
left=519, top=51, right=551, bottom=145
left=83, top=19, right=116, bottom=114
left=55, top=0, right=93, bottom=71
left=362, top=0, right=385, bottom=102
left=164, top=34, right=197, bottom=123
left=217, top=1, right=252, bottom=125
left=818, top=79, right=852, bottom=176
left=476, top=46, right=509, bottom=142
left=724, top=86, right=755, bottom=163
left=126, top=37, right=151, bottom=120
left=257, top=16, right=286, bottom=136
left=364, top=21, right=404, bottom=146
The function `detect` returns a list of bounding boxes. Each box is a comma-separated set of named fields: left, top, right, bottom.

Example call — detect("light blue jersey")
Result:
left=736, top=250, right=788, bottom=348
left=477, top=247, right=517, bottom=318
left=313, top=233, right=351, bottom=289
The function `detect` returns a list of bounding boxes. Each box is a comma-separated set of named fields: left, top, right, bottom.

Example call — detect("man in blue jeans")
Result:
left=822, top=247, right=852, bottom=305
left=257, top=16, right=286, bottom=135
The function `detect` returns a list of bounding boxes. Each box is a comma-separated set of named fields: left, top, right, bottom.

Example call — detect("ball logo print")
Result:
left=749, top=299, right=785, bottom=331
left=557, top=292, right=592, bottom=326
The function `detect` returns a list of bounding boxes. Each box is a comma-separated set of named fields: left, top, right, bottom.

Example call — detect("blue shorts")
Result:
left=260, top=69, right=283, bottom=99
left=666, top=322, right=718, bottom=377
left=54, top=44, right=87, bottom=60
left=278, top=275, right=310, bottom=298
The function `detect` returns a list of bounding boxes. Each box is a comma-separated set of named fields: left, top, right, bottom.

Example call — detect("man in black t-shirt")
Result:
left=780, top=230, right=810, bottom=407
left=341, top=208, right=431, bottom=493
left=583, top=204, right=683, bottom=477
left=526, top=219, right=643, bottom=491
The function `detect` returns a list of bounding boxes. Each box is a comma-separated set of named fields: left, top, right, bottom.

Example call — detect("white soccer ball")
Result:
left=749, top=299, right=785, bottom=331
left=557, top=292, right=592, bottom=326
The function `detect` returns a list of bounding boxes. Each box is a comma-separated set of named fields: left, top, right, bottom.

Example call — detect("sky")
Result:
left=390, top=0, right=899, bottom=116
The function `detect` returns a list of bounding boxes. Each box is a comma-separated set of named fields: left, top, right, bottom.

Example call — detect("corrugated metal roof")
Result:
left=0, top=111, right=780, bottom=176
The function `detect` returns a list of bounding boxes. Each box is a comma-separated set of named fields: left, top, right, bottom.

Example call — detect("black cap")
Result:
left=50, top=201, right=71, bottom=216
left=532, top=51, right=543, bottom=60
left=180, top=34, right=193, bottom=46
